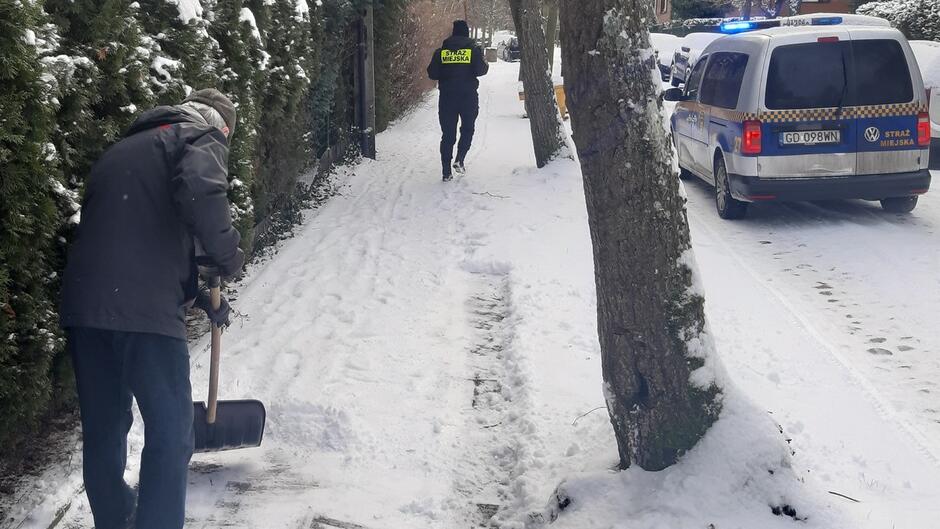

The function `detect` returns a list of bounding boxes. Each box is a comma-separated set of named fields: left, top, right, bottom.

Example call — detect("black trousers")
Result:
left=439, top=90, right=480, bottom=173
left=69, top=327, right=194, bottom=529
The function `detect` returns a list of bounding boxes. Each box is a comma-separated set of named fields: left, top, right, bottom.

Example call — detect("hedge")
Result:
left=0, top=0, right=458, bottom=456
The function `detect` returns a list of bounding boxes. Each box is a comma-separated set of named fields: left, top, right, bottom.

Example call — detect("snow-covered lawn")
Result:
left=5, top=58, right=940, bottom=529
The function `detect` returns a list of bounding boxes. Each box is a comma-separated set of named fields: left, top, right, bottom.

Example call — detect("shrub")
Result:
left=857, top=0, right=940, bottom=40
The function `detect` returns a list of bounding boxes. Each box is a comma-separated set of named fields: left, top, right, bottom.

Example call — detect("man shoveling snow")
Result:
left=59, top=89, right=243, bottom=529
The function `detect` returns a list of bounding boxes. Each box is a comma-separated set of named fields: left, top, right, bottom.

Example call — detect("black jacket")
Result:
left=427, top=35, right=489, bottom=94
left=60, top=106, right=243, bottom=340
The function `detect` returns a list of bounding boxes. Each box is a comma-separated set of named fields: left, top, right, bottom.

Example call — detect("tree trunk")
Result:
left=510, top=0, right=566, bottom=168
left=544, top=0, right=559, bottom=71
left=559, top=0, right=723, bottom=471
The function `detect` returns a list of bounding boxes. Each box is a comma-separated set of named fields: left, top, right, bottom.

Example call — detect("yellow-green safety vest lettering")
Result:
left=441, top=49, right=472, bottom=65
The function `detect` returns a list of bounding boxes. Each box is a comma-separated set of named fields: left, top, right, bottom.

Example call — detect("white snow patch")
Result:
left=295, top=0, right=308, bottom=19
left=167, top=0, right=202, bottom=23
left=551, top=391, right=845, bottom=529
left=40, top=55, right=93, bottom=83
left=239, top=7, right=262, bottom=41
left=151, top=55, right=180, bottom=82
left=43, top=143, right=58, bottom=163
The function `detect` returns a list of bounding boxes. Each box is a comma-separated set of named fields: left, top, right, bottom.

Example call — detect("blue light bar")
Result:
left=720, top=21, right=757, bottom=33
left=811, top=16, right=843, bottom=25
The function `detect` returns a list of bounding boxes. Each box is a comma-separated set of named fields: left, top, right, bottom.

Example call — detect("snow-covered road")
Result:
left=687, top=178, right=940, bottom=452
left=684, top=178, right=940, bottom=527
left=5, top=56, right=940, bottom=529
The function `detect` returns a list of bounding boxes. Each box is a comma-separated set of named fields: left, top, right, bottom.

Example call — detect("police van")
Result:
left=664, top=17, right=932, bottom=219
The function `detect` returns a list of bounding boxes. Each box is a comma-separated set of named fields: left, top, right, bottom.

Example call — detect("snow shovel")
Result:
left=193, top=276, right=266, bottom=453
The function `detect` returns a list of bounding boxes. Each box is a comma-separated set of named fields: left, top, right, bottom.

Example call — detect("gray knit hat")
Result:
left=183, top=88, right=236, bottom=136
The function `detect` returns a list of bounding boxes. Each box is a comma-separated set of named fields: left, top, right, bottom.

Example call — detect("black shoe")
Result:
left=452, top=161, right=465, bottom=175
left=443, top=172, right=453, bottom=182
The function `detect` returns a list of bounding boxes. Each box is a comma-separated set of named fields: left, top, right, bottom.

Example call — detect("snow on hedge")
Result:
left=857, top=0, right=940, bottom=40
left=239, top=7, right=262, bottom=41
left=152, top=55, right=181, bottom=82
left=167, top=0, right=203, bottom=24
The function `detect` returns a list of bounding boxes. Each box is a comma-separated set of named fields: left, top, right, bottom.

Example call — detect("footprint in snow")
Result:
left=867, top=347, right=893, bottom=356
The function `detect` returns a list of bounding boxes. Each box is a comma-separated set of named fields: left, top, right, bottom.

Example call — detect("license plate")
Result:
left=780, top=129, right=841, bottom=146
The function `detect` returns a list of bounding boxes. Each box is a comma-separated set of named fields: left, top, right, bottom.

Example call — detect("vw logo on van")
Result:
left=864, top=126, right=881, bottom=143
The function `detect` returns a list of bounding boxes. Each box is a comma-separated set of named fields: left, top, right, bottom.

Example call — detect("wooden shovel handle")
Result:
left=207, top=278, right=222, bottom=424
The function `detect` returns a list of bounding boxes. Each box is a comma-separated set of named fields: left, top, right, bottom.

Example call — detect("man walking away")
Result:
left=427, top=20, right=489, bottom=181
left=60, top=88, right=244, bottom=529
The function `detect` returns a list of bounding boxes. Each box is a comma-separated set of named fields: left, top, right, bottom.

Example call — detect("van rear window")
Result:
left=765, top=39, right=913, bottom=110
left=766, top=42, right=848, bottom=110
left=852, top=40, right=913, bottom=105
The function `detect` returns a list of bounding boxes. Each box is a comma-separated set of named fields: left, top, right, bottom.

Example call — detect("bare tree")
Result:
left=463, top=0, right=513, bottom=45
left=509, top=0, right=566, bottom=167
left=543, top=0, right=558, bottom=71
left=741, top=0, right=803, bottom=18
left=559, top=0, right=723, bottom=470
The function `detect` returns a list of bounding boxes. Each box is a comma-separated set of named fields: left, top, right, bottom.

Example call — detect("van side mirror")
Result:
left=663, top=87, right=684, bottom=102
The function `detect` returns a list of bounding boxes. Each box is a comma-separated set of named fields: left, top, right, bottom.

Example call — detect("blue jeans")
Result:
left=69, top=328, right=193, bottom=529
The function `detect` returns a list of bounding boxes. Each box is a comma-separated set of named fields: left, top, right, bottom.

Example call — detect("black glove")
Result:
left=193, top=288, right=232, bottom=328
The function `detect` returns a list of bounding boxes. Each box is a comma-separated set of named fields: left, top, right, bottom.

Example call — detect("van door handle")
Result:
left=709, top=119, right=726, bottom=127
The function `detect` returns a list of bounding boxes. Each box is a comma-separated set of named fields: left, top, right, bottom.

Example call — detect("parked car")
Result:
left=650, top=33, right=682, bottom=82
left=669, top=32, right=723, bottom=87
left=497, top=38, right=520, bottom=62
left=665, top=18, right=931, bottom=218
left=782, top=12, right=890, bottom=28
left=910, top=40, right=939, bottom=170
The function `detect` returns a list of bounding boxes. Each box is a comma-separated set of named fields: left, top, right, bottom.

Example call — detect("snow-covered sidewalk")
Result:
left=6, top=58, right=940, bottom=529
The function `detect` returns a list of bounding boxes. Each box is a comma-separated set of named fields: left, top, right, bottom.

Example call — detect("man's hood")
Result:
left=442, top=35, right=475, bottom=50
left=124, top=105, right=207, bottom=137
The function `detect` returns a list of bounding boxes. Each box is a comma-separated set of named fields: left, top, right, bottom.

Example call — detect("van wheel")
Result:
left=714, top=157, right=748, bottom=220
left=880, top=196, right=918, bottom=213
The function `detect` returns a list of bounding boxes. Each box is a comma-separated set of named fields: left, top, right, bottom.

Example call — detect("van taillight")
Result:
left=918, top=112, right=930, bottom=147
left=743, top=120, right=762, bottom=155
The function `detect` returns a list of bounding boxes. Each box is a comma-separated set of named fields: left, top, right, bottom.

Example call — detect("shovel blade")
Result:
left=193, top=400, right=266, bottom=453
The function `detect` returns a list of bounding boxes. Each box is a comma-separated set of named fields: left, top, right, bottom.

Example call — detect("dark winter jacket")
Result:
left=427, top=35, right=489, bottom=95
left=60, top=106, right=243, bottom=340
